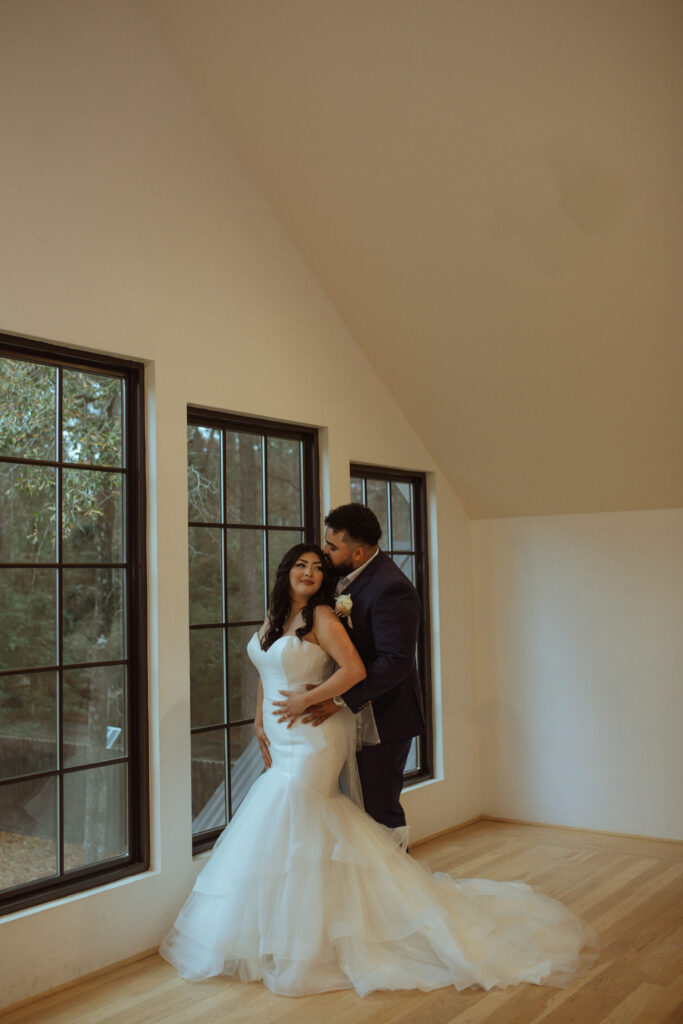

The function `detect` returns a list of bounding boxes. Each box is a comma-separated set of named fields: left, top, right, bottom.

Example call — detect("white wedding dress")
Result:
left=160, top=633, right=598, bottom=997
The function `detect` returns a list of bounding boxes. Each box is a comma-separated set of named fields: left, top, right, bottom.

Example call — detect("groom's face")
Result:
left=323, top=528, right=355, bottom=577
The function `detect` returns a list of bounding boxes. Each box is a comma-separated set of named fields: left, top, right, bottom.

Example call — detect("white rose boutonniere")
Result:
left=334, top=594, right=353, bottom=629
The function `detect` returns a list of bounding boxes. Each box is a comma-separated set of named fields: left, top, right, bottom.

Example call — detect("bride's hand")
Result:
left=272, top=689, right=309, bottom=726
left=253, top=720, right=271, bottom=769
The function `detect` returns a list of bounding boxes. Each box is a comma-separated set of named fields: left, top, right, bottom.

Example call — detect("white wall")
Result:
left=0, top=0, right=478, bottom=1007
left=473, top=509, right=683, bottom=840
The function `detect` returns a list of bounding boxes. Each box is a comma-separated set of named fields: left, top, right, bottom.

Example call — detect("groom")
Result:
left=307, top=502, right=425, bottom=831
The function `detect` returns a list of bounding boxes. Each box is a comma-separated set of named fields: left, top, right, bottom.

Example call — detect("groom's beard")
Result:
left=328, top=557, right=354, bottom=578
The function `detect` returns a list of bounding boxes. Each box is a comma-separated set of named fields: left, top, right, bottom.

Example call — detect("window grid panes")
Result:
left=188, top=410, right=318, bottom=852
left=0, top=335, right=147, bottom=916
left=350, top=465, right=432, bottom=782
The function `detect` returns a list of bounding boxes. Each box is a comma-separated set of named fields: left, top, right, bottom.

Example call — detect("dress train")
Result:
left=160, top=633, right=598, bottom=996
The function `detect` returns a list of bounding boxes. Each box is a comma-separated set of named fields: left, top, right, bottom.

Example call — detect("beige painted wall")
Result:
left=472, top=509, right=683, bottom=840
left=0, top=0, right=478, bottom=1007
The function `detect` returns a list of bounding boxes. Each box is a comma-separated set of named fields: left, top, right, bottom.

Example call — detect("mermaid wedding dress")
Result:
left=160, top=632, right=598, bottom=997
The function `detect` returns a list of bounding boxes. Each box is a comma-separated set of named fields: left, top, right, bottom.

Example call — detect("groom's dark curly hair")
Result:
left=325, top=503, right=382, bottom=546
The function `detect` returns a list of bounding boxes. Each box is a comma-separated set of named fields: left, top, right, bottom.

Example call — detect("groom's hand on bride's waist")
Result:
left=301, top=686, right=340, bottom=727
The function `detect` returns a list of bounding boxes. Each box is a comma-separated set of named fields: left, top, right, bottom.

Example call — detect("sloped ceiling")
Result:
left=141, top=0, right=682, bottom=517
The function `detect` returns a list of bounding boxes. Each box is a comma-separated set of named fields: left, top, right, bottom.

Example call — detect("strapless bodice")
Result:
left=247, top=631, right=354, bottom=799
left=247, top=632, right=335, bottom=698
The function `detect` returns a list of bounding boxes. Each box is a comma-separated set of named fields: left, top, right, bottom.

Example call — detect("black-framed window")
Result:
left=187, top=409, right=318, bottom=852
left=350, top=464, right=432, bottom=782
left=0, top=334, right=148, bottom=916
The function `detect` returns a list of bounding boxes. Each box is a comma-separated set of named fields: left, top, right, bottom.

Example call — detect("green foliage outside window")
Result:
left=0, top=345, right=143, bottom=905
left=0, top=358, right=124, bottom=735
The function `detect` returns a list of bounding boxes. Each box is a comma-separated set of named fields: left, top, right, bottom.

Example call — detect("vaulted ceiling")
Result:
left=141, top=0, right=682, bottom=517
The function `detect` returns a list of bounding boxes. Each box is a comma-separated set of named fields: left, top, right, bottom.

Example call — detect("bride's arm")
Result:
left=253, top=679, right=271, bottom=768
left=272, top=606, right=365, bottom=723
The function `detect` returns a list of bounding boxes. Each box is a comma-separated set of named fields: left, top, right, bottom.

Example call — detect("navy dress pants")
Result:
left=356, top=737, right=413, bottom=829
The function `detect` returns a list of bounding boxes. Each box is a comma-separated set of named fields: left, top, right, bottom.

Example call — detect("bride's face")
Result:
left=289, top=551, right=324, bottom=604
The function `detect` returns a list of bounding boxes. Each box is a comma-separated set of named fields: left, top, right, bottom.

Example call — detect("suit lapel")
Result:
left=345, top=549, right=386, bottom=601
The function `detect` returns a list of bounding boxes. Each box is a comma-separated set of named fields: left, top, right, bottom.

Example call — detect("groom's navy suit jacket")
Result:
left=340, top=551, right=425, bottom=742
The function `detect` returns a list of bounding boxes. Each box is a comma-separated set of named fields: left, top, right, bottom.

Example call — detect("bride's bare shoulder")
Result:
left=313, top=604, right=336, bottom=624
left=312, top=604, right=346, bottom=643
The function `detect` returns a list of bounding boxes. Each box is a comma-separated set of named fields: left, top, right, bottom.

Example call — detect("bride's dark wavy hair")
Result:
left=260, top=543, right=335, bottom=651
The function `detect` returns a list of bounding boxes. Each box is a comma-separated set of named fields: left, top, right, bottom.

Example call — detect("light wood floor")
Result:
left=4, top=820, right=683, bottom=1024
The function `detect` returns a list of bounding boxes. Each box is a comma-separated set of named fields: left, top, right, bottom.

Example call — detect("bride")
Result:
left=160, top=544, right=598, bottom=997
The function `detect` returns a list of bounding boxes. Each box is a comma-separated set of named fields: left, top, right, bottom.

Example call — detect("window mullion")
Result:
left=386, top=479, right=393, bottom=551
left=56, top=364, right=65, bottom=878
left=225, top=724, right=232, bottom=824
left=262, top=433, right=269, bottom=590
left=221, top=429, right=231, bottom=823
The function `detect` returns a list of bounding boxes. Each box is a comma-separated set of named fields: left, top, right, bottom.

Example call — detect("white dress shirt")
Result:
left=335, top=547, right=380, bottom=596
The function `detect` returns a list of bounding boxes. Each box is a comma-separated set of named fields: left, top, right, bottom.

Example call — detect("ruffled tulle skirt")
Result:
left=159, top=766, right=598, bottom=997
